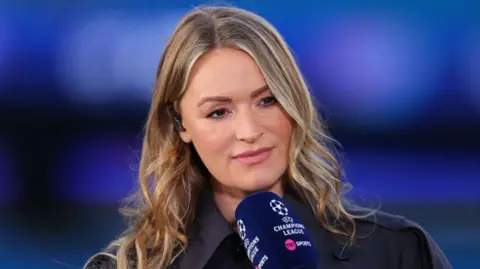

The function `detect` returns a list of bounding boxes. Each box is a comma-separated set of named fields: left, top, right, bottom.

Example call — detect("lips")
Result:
left=233, top=147, right=273, bottom=165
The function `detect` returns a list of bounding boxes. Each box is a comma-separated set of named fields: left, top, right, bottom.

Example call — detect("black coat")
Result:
left=85, top=189, right=452, bottom=269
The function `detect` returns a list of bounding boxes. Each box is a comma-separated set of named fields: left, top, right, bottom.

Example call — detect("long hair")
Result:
left=88, top=5, right=367, bottom=269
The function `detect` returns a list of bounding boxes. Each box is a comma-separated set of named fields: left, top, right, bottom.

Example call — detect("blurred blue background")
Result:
left=0, top=0, right=479, bottom=268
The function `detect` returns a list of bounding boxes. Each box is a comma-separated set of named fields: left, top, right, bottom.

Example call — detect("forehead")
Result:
left=185, top=48, right=267, bottom=98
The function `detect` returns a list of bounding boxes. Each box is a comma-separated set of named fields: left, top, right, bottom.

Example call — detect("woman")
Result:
left=85, top=5, right=452, bottom=269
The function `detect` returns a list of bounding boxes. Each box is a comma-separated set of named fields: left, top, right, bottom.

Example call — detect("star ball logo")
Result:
left=237, top=219, right=247, bottom=240
left=269, top=199, right=289, bottom=216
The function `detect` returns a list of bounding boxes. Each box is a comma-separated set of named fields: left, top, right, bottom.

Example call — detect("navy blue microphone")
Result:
left=234, top=192, right=319, bottom=269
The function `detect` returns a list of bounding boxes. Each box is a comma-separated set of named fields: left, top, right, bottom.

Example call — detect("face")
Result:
left=178, top=47, right=293, bottom=196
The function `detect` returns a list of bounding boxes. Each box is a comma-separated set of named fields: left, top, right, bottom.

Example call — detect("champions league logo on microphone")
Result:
left=237, top=219, right=247, bottom=240
left=270, top=199, right=307, bottom=237
left=235, top=192, right=319, bottom=269
left=237, top=219, right=251, bottom=249
left=282, top=216, right=294, bottom=223
left=269, top=199, right=289, bottom=216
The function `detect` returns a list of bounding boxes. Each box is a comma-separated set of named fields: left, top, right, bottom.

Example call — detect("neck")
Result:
left=210, top=179, right=285, bottom=226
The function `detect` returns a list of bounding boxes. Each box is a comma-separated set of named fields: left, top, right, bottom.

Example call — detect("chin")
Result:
left=239, top=176, right=282, bottom=193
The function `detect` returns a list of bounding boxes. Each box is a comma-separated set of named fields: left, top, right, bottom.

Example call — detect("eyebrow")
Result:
left=196, top=85, right=269, bottom=108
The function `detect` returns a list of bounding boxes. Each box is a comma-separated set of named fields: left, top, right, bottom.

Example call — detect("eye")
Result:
left=207, top=108, right=228, bottom=119
left=259, top=96, right=277, bottom=106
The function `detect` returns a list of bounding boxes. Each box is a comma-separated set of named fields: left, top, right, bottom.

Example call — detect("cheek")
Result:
left=190, top=124, right=234, bottom=183
left=190, top=122, right=231, bottom=161
left=264, top=108, right=294, bottom=145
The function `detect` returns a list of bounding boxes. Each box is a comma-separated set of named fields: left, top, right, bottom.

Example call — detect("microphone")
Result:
left=234, top=192, right=319, bottom=269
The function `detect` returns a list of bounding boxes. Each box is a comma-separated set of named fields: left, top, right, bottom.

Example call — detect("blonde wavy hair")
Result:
left=87, top=5, right=367, bottom=269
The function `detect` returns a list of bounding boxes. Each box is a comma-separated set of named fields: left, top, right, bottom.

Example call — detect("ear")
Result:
left=169, top=102, right=191, bottom=143
left=174, top=114, right=191, bottom=143
left=173, top=114, right=185, bottom=132
left=179, top=132, right=191, bottom=143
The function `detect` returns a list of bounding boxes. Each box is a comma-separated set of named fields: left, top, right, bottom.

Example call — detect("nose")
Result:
left=235, top=109, right=263, bottom=143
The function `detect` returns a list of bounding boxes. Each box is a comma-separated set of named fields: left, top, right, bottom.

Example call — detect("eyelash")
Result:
left=206, top=96, right=277, bottom=119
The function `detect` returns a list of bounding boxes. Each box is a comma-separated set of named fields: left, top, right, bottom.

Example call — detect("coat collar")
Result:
left=177, top=187, right=235, bottom=269
left=177, top=187, right=350, bottom=269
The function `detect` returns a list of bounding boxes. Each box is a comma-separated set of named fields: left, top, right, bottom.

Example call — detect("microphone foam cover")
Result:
left=235, top=192, right=319, bottom=269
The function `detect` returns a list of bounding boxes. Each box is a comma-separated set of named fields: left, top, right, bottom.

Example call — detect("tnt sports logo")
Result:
left=237, top=219, right=247, bottom=240
left=284, top=239, right=296, bottom=251
left=282, top=216, right=293, bottom=223
left=269, top=199, right=289, bottom=216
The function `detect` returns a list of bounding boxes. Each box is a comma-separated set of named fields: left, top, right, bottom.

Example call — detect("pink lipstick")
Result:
left=233, top=147, right=273, bottom=165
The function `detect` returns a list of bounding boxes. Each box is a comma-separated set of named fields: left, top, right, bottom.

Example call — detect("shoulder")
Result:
left=84, top=246, right=118, bottom=269
left=353, top=208, right=417, bottom=232
left=348, top=208, right=452, bottom=269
